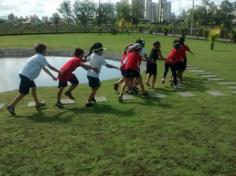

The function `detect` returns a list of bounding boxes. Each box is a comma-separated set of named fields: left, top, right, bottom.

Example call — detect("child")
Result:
left=7, top=43, right=60, bottom=115
left=85, top=42, right=119, bottom=107
left=163, top=42, right=183, bottom=88
left=56, top=48, right=98, bottom=108
left=119, top=43, right=148, bottom=103
left=178, top=37, right=194, bottom=82
left=145, top=41, right=166, bottom=88
left=113, top=44, right=132, bottom=92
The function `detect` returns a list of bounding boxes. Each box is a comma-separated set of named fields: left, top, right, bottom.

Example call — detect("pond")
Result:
left=0, top=56, right=121, bottom=93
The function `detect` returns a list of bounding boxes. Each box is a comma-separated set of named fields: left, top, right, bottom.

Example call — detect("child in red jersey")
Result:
left=113, top=44, right=132, bottom=92
left=56, top=48, right=97, bottom=108
left=119, top=43, right=148, bottom=103
left=163, top=42, right=183, bottom=88
left=178, top=37, right=194, bottom=82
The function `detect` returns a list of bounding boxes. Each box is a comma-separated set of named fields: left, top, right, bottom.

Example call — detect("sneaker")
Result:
left=118, top=96, right=123, bottom=103
left=85, top=102, right=93, bottom=107
left=35, top=102, right=46, bottom=108
left=142, top=92, right=149, bottom=97
left=6, top=105, right=16, bottom=116
left=65, top=91, right=75, bottom=100
left=113, top=83, right=119, bottom=91
left=91, top=98, right=96, bottom=103
left=55, top=102, right=64, bottom=108
left=161, top=78, right=165, bottom=84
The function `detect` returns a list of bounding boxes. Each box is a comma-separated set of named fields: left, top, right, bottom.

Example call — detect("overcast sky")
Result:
left=0, top=0, right=235, bottom=18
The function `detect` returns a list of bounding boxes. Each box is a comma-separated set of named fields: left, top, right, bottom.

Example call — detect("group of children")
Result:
left=6, top=37, right=193, bottom=116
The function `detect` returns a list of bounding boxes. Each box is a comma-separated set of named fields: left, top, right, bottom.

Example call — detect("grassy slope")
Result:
left=0, top=34, right=236, bottom=176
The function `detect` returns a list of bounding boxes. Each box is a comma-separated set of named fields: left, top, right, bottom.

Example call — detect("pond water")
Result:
left=0, top=56, right=121, bottom=93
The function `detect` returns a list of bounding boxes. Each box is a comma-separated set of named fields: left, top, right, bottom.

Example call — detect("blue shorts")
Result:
left=87, top=76, right=101, bottom=88
left=19, top=74, right=36, bottom=95
left=58, top=74, right=79, bottom=88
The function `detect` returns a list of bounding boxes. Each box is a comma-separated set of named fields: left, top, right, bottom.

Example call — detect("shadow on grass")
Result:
left=214, top=49, right=231, bottom=53
left=27, top=109, right=73, bottom=123
left=68, top=104, right=135, bottom=117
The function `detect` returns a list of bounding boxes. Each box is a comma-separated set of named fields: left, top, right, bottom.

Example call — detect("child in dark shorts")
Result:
left=145, top=41, right=166, bottom=88
left=56, top=48, right=97, bottom=108
left=7, top=44, right=60, bottom=116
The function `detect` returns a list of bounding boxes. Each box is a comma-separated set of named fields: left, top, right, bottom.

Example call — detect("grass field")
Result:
left=0, top=33, right=236, bottom=175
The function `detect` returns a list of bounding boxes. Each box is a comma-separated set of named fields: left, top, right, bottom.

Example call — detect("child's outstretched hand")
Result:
left=93, top=67, right=99, bottom=73
left=52, top=76, right=57, bottom=81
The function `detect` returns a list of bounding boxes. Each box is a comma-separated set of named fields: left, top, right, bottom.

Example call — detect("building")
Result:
left=8, top=13, right=16, bottom=23
left=157, top=0, right=172, bottom=22
left=151, top=2, right=159, bottom=23
left=131, top=0, right=145, bottom=19
left=145, top=0, right=152, bottom=21
left=42, top=16, right=49, bottom=24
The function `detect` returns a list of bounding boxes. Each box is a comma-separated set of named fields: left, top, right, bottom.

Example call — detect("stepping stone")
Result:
left=0, top=103, right=5, bottom=110
left=201, top=75, right=218, bottom=78
left=194, top=72, right=212, bottom=75
left=61, top=99, right=75, bottom=104
left=177, top=92, right=195, bottom=97
left=228, top=86, right=236, bottom=90
left=187, top=67, right=199, bottom=70
left=217, top=82, right=236, bottom=86
left=123, top=94, right=135, bottom=100
left=187, top=64, right=195, bottom=67
left=27, top=101, right=45, bottom=107
left=207, top=91, right=225, bottom=97
left=150, top=93, right=167, bottom=98
left=95, top=96, right=107, bottom=102
left=207, top=78, right=225, bottom=81
left=232, top=91, right=236, bottom=95
left=188, top=69, right=206, bottom=73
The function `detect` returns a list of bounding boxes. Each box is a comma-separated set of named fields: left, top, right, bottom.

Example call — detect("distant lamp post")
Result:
left=190, top=0, right=195, bottom=36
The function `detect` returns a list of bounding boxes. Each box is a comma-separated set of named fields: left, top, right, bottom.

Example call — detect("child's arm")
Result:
left=80, top=63, right=98, bottom=73
left=105, top=64, right=119, bottom=70
left=43, top=67, right=57, bottom=80
left=159, top=53, right=167, bottom=61
left=47, top=64, right=61, bottom=74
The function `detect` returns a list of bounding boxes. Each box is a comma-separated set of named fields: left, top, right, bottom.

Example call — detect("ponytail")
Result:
left=85, top=46, right=94, bottom=59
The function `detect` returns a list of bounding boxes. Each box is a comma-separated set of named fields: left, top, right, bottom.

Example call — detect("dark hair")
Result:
left=153, top=41, right=160, bottom=47
left=179, top=36, right=185, bottom=44
left=74, top=48, right=84, bottom=57
left=173, top=39, right=180, bottom=44
left=35, top=43, right=47, bottom=54
left=173, top=42, right=181, bottom=50
left=136, top=39, right=145, bottom=47
left=86, top=42, right=103, bottom=58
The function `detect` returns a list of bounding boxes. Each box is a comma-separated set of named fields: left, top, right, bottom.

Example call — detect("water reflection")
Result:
left=0, top=56, right=121, bottom=93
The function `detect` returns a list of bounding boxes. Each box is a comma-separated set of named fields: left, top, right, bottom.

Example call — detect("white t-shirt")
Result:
left=87, top=53, right=108, bottom=78
left=140, top=48, right=147, bottom=57
left=19, top=54, right=49, bottom=80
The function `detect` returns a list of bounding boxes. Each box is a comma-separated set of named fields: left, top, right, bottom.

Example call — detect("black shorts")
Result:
left=125, top=69, right=140, bottom=78
left=19, top=74, right=36, bottom=95
left=146, top=62, right=157, bottom=76
left=176, top=62, right=185, bottom=72
left=87, top=76, right=101, bottom=88
left=121, top=69, right=126, bottom=77
left=58, top=74, right=79, bottom=88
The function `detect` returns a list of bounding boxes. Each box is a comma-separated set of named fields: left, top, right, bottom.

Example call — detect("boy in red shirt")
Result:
left=119, top=43, right=148, bottom=102
left=56, top=48, right=97, bottom=108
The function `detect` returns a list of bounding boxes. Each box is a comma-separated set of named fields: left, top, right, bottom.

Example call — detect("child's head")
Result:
left=124, top=44, right=133, bottom=54
left=173, top=42, right=181, bottom=50
left=35, top=43, right=47, bottom=55
left=136, top=39, right=145, bottom=48
left=133, top=43, right=143, bottom=52
left=179, top=37, right=185, bottom=44
left=74, top=48, right=84, bottom=58
left=153, top=41, right=161, bottom=49
left=91, top=42, right=105, bottom=55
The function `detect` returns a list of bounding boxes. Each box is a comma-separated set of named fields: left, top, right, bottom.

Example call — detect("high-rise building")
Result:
left=145, top=0, right=152, bottom=21
left=157, top=0, right=172, bottom=22
left=151, top=2, right=159, bottom=23
left=131, top=0, right=145, bottom=19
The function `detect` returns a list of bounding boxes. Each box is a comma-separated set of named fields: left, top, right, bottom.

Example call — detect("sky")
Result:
left=0, top=0, right=235, bottom=19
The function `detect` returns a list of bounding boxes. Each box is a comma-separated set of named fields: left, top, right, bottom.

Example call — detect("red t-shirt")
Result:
left=58, top=57, right=81, bottom=82
left=180, top=44, right=190, bottom=58
left=166, top=48, right=183, bottom=64
left=120, top=53, right=128, bottom=71
left=125, top=51, right=142, bottom=70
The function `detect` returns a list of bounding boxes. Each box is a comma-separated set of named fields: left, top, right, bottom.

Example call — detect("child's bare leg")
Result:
left=67, top=84, right=78, bottom=93
left=145, top=74, right=151, bottom=86
left=138, top=77, right=146, bottom=94
left=88, top=86, right=100, bottom=103
left=151, top=75, right=157, bottom=88
left=32, top=87, right=40, bottom=105
left=10, top=94, right=25, bottom=107
left=57, top=87, right=65, bottom=102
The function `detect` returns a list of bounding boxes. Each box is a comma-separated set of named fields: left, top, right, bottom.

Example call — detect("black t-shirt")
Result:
left=148, top=48, right=161, bottom=63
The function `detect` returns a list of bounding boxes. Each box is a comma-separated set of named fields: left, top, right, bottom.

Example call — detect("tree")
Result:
left=58, top=0, right=75, bottom=24
left=116, top=1, right=131, bottom=21
left=50, top=13, right=60, bottom=27
left=131, top=0, right=144, bottom=25
left=98, top=3, right=116, bottom=25
left=73, top=0, right=96, bottom=26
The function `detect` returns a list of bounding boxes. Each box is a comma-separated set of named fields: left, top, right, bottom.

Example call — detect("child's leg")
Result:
left=163, top=63, right=169, bottom=79
left=119, top=78, right=130, bottom=97
left=67, top=84, right=78, bottom=93
left=145, top=74, right=151, bottom=86
left=138, top=76, right=147, bottom=95
left=10, top=94, right=25, bottom=107
left=57, top=87, right=65, bottom=103
left=151, top=75, right=157, bottom=88
left=88, top=86, right=100, bottom=103
left=32, top=87, right=40, bottom=105
left=170, top=65, right=178, bottom=86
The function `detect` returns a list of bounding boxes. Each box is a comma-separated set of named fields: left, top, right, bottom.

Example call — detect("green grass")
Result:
left=0, top=33, right=236, bottom=175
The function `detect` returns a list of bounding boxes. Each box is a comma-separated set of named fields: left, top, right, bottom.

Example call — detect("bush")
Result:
left=231, top=29, right=236, bottom=42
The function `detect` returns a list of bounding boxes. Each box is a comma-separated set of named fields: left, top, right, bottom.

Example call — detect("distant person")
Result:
left=162, top=42, right=183, bottom=88
left=178, top=37, right=194, bottom=82
left=56, top=48, right=97, bottom=108
left=85, top=42, right=119, bottom=107
left=145, top=41, right=166, bottom=89
left=113, top=44, right=133, bottom=92
left=7, top=44, right=60, bottom=115
left=119, top=43, right=148, bottom=103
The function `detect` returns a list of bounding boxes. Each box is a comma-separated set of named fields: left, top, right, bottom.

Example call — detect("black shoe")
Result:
left=65, top=91, right=75, bottom=100
left=85, top=102, right=93, bottom=107
left=35, top=102, right=46, bottom=108
left=113, top=83, right=119, bottom=91
left=142, top=92, right=149, bottom=97
left=118, top=96, right=123, bottom=103
left=55, top=102, right=64, bottom=108
left=91, top=98, right=96, bottom=103
left=7, top=105, right=16, bottom=116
